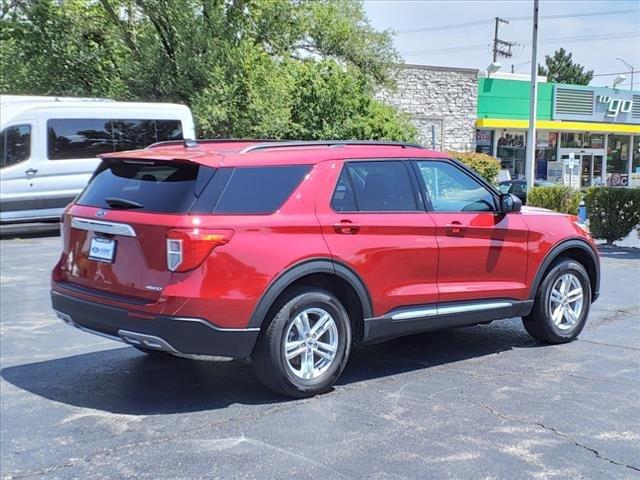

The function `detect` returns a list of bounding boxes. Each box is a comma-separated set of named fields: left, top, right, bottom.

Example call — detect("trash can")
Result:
left=578, top=199, right=587, bottom=222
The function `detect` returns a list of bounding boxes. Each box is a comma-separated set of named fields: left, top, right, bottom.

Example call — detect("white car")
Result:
left=0, top=95, right=196, bottom=223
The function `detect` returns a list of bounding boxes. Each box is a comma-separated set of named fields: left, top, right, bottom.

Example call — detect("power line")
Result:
left=401, top=31, right=640, bottom=56
left=508, top=8, right=639, bottom=22
left=398, top=19, right=493, bottom=34
left=396, top=9, right=638, bottom=34
left=519, top=31, right=640, bottom=45
left=592, top=71, right=637, bottom=77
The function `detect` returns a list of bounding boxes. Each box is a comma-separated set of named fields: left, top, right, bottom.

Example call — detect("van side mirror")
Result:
left=499, top=193, right=522, bottom=213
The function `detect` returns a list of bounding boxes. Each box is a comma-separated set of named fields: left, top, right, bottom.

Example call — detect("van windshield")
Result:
left=76, top=159, right=215, bottom=213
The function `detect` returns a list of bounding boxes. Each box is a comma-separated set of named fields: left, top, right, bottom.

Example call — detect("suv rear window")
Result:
left=214, top=166, right=310, bottom=214
left=77, top=159, right=215, bottom=213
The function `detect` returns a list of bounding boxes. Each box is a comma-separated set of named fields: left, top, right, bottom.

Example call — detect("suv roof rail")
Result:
left=240, top=140, right=424, bottom=154
left=145, top=138, right=286, bottom=150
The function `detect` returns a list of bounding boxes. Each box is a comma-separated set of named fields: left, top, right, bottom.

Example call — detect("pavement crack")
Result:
left=470, top=402, right=640, bottom=473
left=532, top=421, right=640, bottom=473
left=3, top=401, right=302, bottom=479
left=578, top=339, right=640, bottom=352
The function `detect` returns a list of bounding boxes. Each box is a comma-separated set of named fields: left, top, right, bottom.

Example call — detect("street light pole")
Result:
left=525, top=0, right=539, bottom=191
left=616, top=57, right=635, bottom=90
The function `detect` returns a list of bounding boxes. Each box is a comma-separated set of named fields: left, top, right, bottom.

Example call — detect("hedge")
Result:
left=447, top=151, right=500, bottom=183
left=527, top=186, right=582, bottom=215
left=584, top=187, right=640, bottom=245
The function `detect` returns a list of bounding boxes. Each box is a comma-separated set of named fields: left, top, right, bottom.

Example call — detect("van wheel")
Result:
left=523, top=258, right=591, bottom=344
left=252, top=287, right=352, bottom=398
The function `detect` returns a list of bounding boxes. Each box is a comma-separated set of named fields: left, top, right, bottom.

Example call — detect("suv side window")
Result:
left=214, top=165, right=310, bottom=214
left=1, top=125, right=31, bottom=169
left=414, top=160, right=496, bottom=212
left=331, top=168, right=358, bottom=212
left=336, top=161, right=418, bottom=212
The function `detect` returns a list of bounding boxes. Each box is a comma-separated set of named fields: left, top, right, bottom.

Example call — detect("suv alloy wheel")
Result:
left=523, top=258, right=592, bottom=344
left=252, top=288, right=352, bottom=397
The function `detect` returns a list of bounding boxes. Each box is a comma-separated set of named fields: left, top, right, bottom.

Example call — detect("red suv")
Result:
left=51, top=140, right=600, bottom=397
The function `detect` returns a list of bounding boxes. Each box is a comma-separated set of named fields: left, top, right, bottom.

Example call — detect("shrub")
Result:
left=447, top=151, right=500, bottom=183
left=584, top=187, right=640, bottom=245
left=527, top=186, right=582, bottom=215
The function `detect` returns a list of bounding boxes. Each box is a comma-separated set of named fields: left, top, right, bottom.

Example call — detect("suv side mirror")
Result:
left=499, top=193, right=522, bottom=213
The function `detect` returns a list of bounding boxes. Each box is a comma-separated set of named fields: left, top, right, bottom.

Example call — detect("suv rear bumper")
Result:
left=51, top=290, right=260, bottom=358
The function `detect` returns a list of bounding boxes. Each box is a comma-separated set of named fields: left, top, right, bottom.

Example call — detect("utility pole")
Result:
left=492, top=17, right=513, bottom=62
left=616, top=57, right=635, bottom=90
left=525, top=0, right=539, bottom=191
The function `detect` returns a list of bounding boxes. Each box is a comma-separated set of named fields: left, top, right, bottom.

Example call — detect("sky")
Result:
left=363, top=0, right=640, bottom=88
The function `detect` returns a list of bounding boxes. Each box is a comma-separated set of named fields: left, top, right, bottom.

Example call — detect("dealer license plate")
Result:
left=89, top=237, right=116, bottom=263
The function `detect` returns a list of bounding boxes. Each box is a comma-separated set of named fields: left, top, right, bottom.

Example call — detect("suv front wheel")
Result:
left=252, top=287, right=352, bottom=398
left=523, top=258, right=591, bottom=344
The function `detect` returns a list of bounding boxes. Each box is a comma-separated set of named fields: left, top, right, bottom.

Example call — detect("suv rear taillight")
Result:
left=166, top=228, right=234, bottom=272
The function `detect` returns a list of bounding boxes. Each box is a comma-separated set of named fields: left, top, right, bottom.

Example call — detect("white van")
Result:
left=0, top=95, right=196, bottom=223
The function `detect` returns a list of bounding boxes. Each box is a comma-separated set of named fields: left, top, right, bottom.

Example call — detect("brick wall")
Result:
left=377, top=64, right=479, bottom=151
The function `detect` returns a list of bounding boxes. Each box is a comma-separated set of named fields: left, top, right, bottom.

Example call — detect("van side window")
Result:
left=47, top=119, right=184, bottom=159
left=48, top=119, right=114, bottom=160
left=0, top=125, right=31, bottom=169
left=155, top=120, right=183, bottom=142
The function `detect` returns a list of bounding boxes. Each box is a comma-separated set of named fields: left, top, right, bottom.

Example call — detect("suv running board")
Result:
left=363, top=299, right=533, bottom=343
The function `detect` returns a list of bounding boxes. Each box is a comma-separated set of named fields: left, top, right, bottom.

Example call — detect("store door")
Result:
left=580, top=155, right=592, bottom=188
left=579, top=154, right=605, bottom=187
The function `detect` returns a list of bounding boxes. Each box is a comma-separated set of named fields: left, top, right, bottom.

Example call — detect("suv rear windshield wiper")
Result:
left=105, top=197, right=144, bottom=209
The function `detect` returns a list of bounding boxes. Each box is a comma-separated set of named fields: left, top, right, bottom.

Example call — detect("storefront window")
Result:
left=561, top=133, right=582, bottom=148
left=535, top=132, right=557, bottom=180
left=631, top=136, right=640, bottom=189
left=560, top=132, right=605, bottom=149
left=607, top=134, right=631, bottom=187
left=584, top=133, right=605, bottom=149
left=475, top=130, right=493, bottom=155
left=633, top=136, right=640, bottom=174
left=496, top=130, right=526, bottom=179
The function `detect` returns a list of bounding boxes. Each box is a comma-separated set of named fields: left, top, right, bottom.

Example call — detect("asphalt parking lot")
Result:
left=1, top=231, right=639, bottom=479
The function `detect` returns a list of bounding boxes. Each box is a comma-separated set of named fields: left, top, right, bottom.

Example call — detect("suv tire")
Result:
left=523, top=258, right=591, bottom=344
left=252, top=287, right=352, bottom=398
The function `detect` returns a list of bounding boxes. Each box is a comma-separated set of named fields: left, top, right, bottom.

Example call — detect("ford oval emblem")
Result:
left=95, top=210, right=107, bottom=217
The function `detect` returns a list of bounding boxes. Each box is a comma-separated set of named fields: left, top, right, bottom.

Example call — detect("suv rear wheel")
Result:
left=252, top=287, right=352, bottom=398
left=523, top=258, right=591, bottom=343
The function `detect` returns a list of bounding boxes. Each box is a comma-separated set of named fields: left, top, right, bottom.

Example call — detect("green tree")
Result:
left=1, top=0, right=416, bottom=141
left=537, top=48, right=593, bottom=85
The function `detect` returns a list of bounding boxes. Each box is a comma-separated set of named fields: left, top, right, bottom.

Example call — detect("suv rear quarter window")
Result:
left=214, top=166, right=310, bottom=214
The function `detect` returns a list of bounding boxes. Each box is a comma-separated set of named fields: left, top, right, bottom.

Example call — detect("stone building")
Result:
left=377, top=64, right=478, bottom=151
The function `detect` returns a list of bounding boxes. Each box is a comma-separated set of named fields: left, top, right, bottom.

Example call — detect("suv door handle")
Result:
left=445, top=221, right=467, bottom=235
left=333, top=220, right=360, bottom=234
left=25, top=168, right=38, bottom=175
